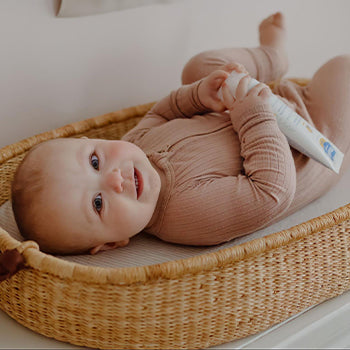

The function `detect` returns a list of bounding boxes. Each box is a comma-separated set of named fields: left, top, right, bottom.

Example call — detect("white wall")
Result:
left=0, top=0, right=349, bottom=148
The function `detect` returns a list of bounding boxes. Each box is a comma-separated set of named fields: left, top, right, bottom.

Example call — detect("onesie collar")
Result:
left=144, top=152, right=174, bottom=235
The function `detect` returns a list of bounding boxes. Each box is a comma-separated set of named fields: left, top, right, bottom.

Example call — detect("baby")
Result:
left=11, top=13, right=350, bottom=255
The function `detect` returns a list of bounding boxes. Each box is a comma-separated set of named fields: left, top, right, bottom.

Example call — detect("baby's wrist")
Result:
left=230, top=102, right=274, bottom=132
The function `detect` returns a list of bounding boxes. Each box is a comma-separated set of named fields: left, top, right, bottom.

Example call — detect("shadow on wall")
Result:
left=56, top=0, right=183, bottom=17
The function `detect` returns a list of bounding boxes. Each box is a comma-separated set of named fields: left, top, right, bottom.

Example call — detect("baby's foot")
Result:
left=259, top=12, right=288, bottom=77
left=259, top=12, right=286, bottom=50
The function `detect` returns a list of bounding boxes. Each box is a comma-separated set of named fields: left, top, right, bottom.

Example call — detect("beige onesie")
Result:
left=122, top=46, right=350, bottom=245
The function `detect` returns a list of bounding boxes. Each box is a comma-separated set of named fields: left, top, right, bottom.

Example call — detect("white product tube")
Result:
left=217, top=71, right=344, bottom=174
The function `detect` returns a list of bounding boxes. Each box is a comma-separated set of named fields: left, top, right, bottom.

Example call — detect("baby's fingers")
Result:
left=235, top=75, right=251, bottom=101
left=221, top=82, right=235, bottom=110
left=211, top=70, right=230, bottom=88
left=222, top=62, right=248, bottom=74
left=259, top=87, right=272, bottom=99
left=259, top=86, right=272, bottom=100
left=247, top=83, right=271, bottom=97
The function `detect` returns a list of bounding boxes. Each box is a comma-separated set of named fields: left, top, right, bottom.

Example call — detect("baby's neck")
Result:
left=145, top=156, right=167, bottom=231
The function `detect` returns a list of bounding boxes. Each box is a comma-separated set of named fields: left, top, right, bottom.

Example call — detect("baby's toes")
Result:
left=259, top=12, right=285, bottom=30
left=272, top=12, right=285, bottom=29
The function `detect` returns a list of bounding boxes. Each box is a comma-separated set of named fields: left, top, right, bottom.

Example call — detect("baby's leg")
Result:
left=288, top=55, right=350, bottom=214
left=181, top=12, right=288, bottom=85
left=303, top=55, right=350, bottom=157
left=301, top=54, right=350, bottom=184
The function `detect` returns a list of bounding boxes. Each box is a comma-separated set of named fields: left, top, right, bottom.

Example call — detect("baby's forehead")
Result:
left=38, top=138, right=82, bottom=153
left=26, top=139, right=83, bottom=176
left=32, top=139, right=86, bottom=164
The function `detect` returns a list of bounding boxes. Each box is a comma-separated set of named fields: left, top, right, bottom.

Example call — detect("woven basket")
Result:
left=1, top=78, right=350, bottom=350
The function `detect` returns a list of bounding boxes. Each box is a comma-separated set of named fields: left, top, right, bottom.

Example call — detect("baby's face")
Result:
left=35, top=138, right=161, bottom=254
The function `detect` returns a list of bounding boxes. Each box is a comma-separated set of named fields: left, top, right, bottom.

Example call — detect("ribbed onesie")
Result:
left=122, top=46, right=350, bottom=245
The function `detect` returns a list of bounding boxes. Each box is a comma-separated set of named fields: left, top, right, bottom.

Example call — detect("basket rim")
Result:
left=0, top=101, right=156, bottom=164
left=1, top=97, right=349, bottom=285
left=1, top=203, right=349, bottom=284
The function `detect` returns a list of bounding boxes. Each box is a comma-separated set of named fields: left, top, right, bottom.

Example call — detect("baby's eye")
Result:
left=90, top=153, right=99, bottom=170
left=93, top=194, right=103, bottom=214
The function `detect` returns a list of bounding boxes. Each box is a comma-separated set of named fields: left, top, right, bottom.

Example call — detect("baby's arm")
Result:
left=149, top=62, right=247, bottom=121
left=154, top=76, right=296, bottom=245
left=122, top=80, right=208, bottom=142
left=122, top=64, right=247, bottom=142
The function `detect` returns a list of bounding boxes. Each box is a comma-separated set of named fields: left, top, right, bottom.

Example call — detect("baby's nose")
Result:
left=106, top=169, right=124, bottom=193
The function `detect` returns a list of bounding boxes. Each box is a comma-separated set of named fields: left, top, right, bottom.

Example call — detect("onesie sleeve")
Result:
left=155, top=103, right=297, bottom=245
left=122, top=80, right=210, bottom=142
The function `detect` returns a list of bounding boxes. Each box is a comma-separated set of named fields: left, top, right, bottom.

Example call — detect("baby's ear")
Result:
left=89, top=239, right=130, bottom=255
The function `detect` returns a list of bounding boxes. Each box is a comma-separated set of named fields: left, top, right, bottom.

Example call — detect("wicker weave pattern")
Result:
left=1, top=218, right=350, bottom=349
left=1, top=79, right=350, bottom=349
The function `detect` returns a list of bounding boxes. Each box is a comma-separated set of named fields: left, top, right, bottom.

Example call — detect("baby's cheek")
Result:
left=110, top=205, right=132, bottom=226
left=122, top=203, right=150, bottom=230
left=106, top=142, right=124, bottom=159
left=108, top=141, right=142, bottom=160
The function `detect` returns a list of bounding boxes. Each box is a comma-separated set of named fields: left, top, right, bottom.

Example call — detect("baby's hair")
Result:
left=11, top=139, right=95, bottom=255
left=11, top=143, right=47, bottom=248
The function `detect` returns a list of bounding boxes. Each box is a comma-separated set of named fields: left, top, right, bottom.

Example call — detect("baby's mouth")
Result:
left=134, top=168, right=143, bottom=199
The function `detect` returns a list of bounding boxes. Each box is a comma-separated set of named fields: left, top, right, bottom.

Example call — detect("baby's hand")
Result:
left=221, top=75, right=272, bottom=115
left=198, top=62, right=248, bottom=112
